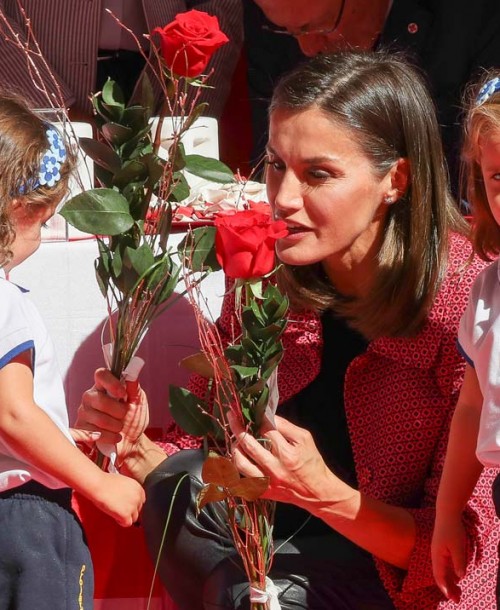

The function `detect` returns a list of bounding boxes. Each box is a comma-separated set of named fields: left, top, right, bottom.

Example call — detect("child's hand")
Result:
left=94, top=472, right=145, bottom=527
left=431, top=516, right=467, bottom=603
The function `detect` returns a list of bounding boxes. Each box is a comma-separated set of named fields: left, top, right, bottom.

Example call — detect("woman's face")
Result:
left=266, top=107, right=394, bottom=292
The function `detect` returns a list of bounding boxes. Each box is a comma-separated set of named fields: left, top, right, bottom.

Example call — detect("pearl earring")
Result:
left=383, top=195, right=393, bottom=205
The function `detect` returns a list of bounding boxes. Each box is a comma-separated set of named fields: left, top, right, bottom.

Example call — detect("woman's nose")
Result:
left=270, top=174, right=303, bottom=213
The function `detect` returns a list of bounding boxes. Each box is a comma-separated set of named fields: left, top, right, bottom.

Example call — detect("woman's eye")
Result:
left=265, top=157, right=284, bottom=171
left=309, top=169, right=330, bottom=179
left=493, top=173, right=500, bottom=181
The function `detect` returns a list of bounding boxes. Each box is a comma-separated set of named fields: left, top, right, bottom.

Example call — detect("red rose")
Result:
left=153, top=10, right=229, bottom=78
left=214, top=210, right=288, bottom=279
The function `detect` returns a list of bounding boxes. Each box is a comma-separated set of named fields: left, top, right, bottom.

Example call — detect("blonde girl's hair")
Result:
left=0, top=92, right=76, bottom=267
left=269, top=50, right=468, bottom=339
left=461, top=71, right=500, bottom=261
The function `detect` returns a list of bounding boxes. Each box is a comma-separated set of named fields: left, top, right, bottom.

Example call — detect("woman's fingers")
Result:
left=70, top=429, right=101, bottom=446
left=232, top=445, right=266, bottom=478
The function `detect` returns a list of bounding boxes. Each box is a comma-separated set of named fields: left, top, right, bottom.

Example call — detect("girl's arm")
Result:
left=432, top=364, right=484, bottom=599
left=0, top=353, right=145, bottom=526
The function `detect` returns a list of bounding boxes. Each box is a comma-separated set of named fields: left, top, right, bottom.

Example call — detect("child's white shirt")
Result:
left=0, top=268, right=74, bottom=491
left=459, top=258, right=500, bottom=467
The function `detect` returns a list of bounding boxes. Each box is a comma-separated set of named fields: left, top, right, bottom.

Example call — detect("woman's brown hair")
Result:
left=269, top=50, right=468, bottom=338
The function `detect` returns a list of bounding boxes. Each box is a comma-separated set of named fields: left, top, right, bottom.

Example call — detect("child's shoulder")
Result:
left=468, top=258, right=500, bottom=302
left=0, top=275, right=28, bottom=300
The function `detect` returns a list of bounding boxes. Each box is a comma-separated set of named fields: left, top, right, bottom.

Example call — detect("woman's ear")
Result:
left=388, top=158, right=410, bottom=201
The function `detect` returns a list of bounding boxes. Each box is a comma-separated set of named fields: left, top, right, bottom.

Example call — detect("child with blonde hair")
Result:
left=0, top=93, right=145, bottom=609
left=432, top=72, right=500, bottom=605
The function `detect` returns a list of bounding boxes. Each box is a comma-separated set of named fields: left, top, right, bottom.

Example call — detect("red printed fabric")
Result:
left=161, top=232, right=499, bottom=608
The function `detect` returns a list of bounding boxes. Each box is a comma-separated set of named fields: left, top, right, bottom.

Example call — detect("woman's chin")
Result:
left=276, top=244, right=319, bottom=267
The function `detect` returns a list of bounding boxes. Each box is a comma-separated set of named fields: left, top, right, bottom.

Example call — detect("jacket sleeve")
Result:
left=375, top=253, right=497, bottom=607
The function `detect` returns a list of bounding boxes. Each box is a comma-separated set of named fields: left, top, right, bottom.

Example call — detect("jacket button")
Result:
left=407, top=22, right=418, bottom=34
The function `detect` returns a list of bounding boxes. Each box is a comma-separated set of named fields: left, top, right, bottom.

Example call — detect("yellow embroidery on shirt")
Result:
left=78, top=564, right=86, bottom=610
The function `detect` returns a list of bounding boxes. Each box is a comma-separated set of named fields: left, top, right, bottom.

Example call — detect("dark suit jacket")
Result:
left=0, top=0, right=243, bottom=118
left=244, top=0, right=500, bottom=185
left=380, top=0, right=500, bottom=187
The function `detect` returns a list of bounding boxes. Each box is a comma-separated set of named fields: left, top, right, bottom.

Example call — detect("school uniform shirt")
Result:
left=0, top=269, right=73, bottom=491
left=161, top=232, right=499, bottom=609
left=458, top=259, right=500, bottom=467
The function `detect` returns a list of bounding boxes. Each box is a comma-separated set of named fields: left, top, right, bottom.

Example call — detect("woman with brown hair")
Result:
left=76, top=51, right=498, bottom=609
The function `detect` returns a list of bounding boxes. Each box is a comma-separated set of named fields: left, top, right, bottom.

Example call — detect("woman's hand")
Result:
left=229, top=413, right=346, bottom=509
left=230, top=412, right=416, bottom=569
left=75, top=368, right=149, bottom=461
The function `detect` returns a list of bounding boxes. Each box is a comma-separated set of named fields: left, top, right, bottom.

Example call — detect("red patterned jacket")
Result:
left=160, top=232, right=499, bottom=609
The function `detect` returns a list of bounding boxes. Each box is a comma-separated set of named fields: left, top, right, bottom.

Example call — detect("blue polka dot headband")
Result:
left=476, top=77, right=500, bottom=106
left=19, top=126, right=67, bottom=194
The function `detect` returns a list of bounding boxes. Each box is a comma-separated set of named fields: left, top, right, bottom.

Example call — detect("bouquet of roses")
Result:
left=56, top=9, right=235, bottom=466
left=171, top=206, right=289, bottom=610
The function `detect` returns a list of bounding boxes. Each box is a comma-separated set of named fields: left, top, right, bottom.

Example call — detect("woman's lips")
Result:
left=281, top=224, right=311, bottom=241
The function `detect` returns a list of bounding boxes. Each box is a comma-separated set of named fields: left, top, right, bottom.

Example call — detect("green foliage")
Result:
left=59, top=75, right=225, bottom=376
left=169, top=386, right=214, bottom=437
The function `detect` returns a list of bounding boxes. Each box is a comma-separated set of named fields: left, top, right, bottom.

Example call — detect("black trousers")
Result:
left=142, top=449, right=396, bottom=610
left=0, top=480, right=93, bottom=610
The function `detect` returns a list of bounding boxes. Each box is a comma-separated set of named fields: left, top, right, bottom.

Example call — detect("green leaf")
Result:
left=111, top=246, right=123, bottom=281
left=182, top=103, right=209, bottom=132
left=202, top=452, right=240, bottom=487
left=101, top=78, right=126, bottom=107
left=122, top=105, right=149, bottom=131
left=152, top=259, right=181, bottom=305
left=94, top=255, right=109, bottom=298
left=230, top=477, right=269, bottom=501
left=131, top=72, right=155, bottom=115
left=60, top=189, right=134, bottom=235
left=169, top=386, right=213, bottom=437
left=102, top=122, right=134, bottom=147
left=144, top=155, right=165, bottom=191
left=247, top=279, right=264, bottom=300
left=123, top=243, right=156, bottom=278
left=178, top=226, right=219, bottom=272
left=170, top=141, right=187, bottom=172
left=170, top=172, right=190, bottom=202
left=113, top=159, right=149, bottom=190
left=184, top=154, right=236, bottom=183
left=94, top=165, right=115, bottom=188
left=120, top=127, right=154, bottom=160
left=231, top=364, right=259, bottom=381
left=78, top=138, right=121, bottom=174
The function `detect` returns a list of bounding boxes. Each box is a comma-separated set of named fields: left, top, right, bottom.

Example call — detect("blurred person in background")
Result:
left=244, top=0, right=500, bottom=192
